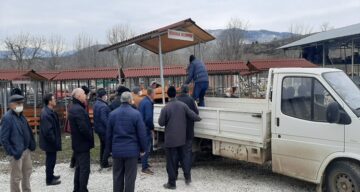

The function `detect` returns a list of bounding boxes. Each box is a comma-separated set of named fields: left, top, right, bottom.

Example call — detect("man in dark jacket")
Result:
left=138, top=87, right=155, bottom=175
left=0, top=94, right=36, bottom=192
left=93, top=88, right=111, bottom=168
left=176, top=84, right=199, bottom=181
left=68, top=88, right=94, bottom=192
left=159, top=86, right=201, bottom=189
left=104, top=92, right=147, bottom=192
left=109, top=85, right=131, bottom=111
left=68, top=85, right=91, bottom=169
left=39, top=93, right=62, bottom=186
left=185, top=55, right=209, bottom=107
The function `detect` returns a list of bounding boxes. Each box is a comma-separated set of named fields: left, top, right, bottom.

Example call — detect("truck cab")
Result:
left=271, top=68, right=360, bottom=191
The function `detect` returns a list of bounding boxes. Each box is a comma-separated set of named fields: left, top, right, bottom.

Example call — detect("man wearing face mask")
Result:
left=93, top=88, right=111, bottom=168
left=0, top=94, right=36, bottom=192
left=68, top=88, right=94, bottom=192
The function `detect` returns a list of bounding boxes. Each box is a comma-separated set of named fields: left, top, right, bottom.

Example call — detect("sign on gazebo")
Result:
left=168, top=29, right=194, bottom=41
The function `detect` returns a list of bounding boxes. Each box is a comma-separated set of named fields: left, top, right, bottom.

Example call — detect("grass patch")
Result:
left=0, top=133, right=101, bottom=166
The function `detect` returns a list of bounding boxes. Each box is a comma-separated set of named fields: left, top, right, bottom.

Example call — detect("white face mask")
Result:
left=103, top=95, right=108, bottom=101
left=138, top=91, right=143, bottom=96
left=14, top=105, right=24, bottom=113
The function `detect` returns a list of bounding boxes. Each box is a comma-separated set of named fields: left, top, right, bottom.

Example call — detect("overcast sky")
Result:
left=1, top=0, right=360, bottom=50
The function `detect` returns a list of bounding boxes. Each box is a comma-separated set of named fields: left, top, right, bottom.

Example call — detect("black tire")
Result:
left=325, top=161, right=360, bottom=192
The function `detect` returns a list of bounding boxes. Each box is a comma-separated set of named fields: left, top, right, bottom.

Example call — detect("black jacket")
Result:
left=0, top=110, right=36, bottom=160
left=177, top=94, right=199, bottom=140
left=110, top=96, right=137, bottom=111
left=68, top=98, right=94, bottom=153
left=39, top=106, right=62, bottom=152
left=158, top=99, right=201, bottom=148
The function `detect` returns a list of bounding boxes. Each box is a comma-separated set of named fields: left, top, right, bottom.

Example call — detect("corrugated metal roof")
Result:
left=52, top=68, right=118, bottom=81
left=280, top=23, right=360, bottom=49
left=99, top=18, right=215, bottom=54
left=38, top=71, right=60, bottom=80
left=124, top=65, right=186, bottom=78
left=206, top=61, right=247, bottom=74
left=247, top=58, right=317, bottom=71
left=0, top=70, right=48, bottom=81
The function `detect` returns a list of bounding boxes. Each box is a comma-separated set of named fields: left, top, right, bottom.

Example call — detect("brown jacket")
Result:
left=158, top=98, right=201, bottom=148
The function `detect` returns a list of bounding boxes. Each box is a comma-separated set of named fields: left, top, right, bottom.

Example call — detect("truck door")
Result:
left=272, top=75, right=345, bottom=181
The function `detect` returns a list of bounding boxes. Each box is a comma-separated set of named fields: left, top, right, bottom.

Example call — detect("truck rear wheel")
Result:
left=325, top=161, right=360, bottom=192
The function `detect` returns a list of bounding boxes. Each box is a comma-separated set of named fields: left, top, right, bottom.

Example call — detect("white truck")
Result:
left=153, top=68, right=360, bottom=192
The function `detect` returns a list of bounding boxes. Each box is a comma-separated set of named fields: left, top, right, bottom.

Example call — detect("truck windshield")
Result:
left=323, top=71, right=360, bottom=117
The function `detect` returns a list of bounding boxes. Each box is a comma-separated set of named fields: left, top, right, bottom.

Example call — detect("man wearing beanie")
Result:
left=185, top=55, right=209, bottom=107
left=93, top=88, right=111, bottom=168
left=109, top=85, right=131, bottom=111
left=158, top=86, right=201, bottom=189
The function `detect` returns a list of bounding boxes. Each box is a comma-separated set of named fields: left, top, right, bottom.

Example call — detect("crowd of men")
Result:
left=0, top=55, right=208, bottom=192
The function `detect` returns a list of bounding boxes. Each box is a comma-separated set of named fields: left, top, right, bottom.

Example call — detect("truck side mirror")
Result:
left=339, top=111, right=352, bottom=125
left=326, top=102, right=340, bottom=123
left=326, top=102, right=352, bottom=125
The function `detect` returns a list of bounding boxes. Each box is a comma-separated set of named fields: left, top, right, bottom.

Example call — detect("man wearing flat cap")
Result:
left=0, top=94, right=36, bottom=192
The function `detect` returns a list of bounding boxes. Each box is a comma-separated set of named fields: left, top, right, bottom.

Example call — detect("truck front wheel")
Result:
left=325, top=161, right=360, bottom=192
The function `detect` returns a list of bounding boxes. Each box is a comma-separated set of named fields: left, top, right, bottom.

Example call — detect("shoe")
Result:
left=185, top=179, right=192, bottom=185
left=53, top=175, right=60, bottom=180
left=163, top=183, right=176, bottom=190
left=101, top=163, right=112, bottom=168
left=70, top=162, right=75, bottom=168
left=46, top=179, right=61, bottom=186
left=141, top=168, right=154, bottom=175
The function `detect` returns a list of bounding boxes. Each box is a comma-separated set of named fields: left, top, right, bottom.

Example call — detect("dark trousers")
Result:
left=45, top=151, right=57, bottom=183
left=113, top=157, right=138, bottom=192
left=165, top=145, right=186, bottom=186
left=193, top=81, right=209, bottom=107
left=70, top=152, right=76, bottom=167
left=98, top=134, right=109, bottom=167
left=73, top=151, right=90, bottom=192
left=141, top=135, right=152, bottom=170
left=182, top=140, right=192, bottom=179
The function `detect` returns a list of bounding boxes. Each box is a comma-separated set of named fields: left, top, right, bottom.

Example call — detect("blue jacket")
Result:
left=104, top=103, right=147, bottom=158
left=0, top=110, right=36, bottom=160
left=93, top=99, right=110, bottom=136
left=185, top=59, right=209, bottom=84
left=138, top=96, right=154, bottom=136
left=68, top=98, right=94, bottom=153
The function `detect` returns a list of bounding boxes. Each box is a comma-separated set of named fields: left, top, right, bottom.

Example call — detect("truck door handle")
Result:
left=252, top=114, right=262, bottom=118
left=276, top=118, right=280, bottom=126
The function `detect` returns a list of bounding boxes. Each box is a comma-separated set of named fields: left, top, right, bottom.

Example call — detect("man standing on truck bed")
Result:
left=159, top=86, right=201, bottom=189
left=185, top=55, right=209, bottom=107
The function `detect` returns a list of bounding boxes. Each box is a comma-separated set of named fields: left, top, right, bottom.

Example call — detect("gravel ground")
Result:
left=0, top=156, right=316, bottom=192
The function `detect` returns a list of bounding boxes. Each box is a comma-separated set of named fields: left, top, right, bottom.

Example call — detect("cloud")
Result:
left=0, top=0, right=359, bottom=49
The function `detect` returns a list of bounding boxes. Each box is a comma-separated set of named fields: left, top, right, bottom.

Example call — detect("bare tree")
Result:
left=216, top=18, right=248, bottom=61
left=320, top=22, right=334, bottom=32
left=47, top=34, right=65, bottom=70
left=4, top=33, right=45, bottom=70
left=106, top=24, right=138, bottom=83
left=289, top=23, right=314, bottom=38
left=74, top=33, right=99, bottom=68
